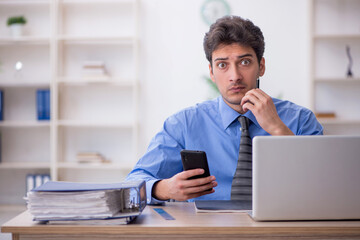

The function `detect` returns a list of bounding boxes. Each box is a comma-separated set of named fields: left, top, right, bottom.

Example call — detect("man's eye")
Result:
left=241, top=59, right=251, bottom=65
left=218, top=63, right=227, bottom=69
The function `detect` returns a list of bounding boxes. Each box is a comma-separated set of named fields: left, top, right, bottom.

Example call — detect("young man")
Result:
left=126, top=16, right=323, bottom=204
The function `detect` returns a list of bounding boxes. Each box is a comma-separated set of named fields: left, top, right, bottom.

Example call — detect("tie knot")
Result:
left=238, top=116, right=249, bottom=131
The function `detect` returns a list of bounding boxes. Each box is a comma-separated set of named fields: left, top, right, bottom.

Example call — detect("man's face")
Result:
left=209, top=43, right=265, bottom=113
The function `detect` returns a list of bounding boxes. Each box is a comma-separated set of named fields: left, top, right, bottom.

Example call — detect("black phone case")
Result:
left=180, top=150, right=211, bottom=180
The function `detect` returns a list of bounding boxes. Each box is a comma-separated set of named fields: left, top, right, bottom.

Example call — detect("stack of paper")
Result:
left=27, top=190, right=124, bottom=221
left=25, top=180, right=146, bottom=224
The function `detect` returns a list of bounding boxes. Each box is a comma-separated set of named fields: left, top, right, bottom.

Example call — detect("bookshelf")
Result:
left=310, top=0, right=360, bottom=135
left=0, top=0, right=139, bottom=204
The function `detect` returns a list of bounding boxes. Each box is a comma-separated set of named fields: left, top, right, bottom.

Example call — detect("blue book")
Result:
left=26, top=174, right=35, bottom=193
left=42, top=174, right=51, bottom=184
left=36, top=90, right=44, bottom=120
left=44, top=90, right=50, bottom=120
left=36, top=89, right=50, bottom=120
left=0, top=90, right=3, bottom=121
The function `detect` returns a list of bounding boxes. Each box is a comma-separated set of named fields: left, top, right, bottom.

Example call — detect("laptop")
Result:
left=251, top=135, right=360, bottom=221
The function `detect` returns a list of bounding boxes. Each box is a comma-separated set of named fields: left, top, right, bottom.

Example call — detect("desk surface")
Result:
left=2, top=202, right=360, bottom=240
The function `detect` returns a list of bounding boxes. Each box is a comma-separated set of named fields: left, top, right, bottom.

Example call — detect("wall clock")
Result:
left=201, top=0, right=231, bottom=26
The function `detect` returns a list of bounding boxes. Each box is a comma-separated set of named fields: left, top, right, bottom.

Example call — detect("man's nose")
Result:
left=229, top=65, right=243, bottom=82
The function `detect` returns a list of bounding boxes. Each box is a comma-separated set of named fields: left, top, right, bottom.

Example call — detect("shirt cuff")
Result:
left=146, top=179, right=167, bottom=205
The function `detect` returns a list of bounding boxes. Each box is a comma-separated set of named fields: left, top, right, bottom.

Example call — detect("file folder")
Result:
left=27, top=180, right=146, bottom=224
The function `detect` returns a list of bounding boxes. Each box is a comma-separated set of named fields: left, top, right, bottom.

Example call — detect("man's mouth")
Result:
left=229, top=85, right=246, bottom=93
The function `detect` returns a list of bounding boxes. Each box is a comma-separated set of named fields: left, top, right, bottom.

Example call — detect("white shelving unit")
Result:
left=310, top=0, right=360, bottom=135
left=0, top=0, right=139, bottom=205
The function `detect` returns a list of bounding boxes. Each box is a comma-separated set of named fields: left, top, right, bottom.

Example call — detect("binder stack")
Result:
left=25, top=180, right=146, bottom=225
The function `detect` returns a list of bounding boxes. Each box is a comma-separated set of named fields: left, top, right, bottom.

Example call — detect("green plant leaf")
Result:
left=7, top=16, right=27, bottom=26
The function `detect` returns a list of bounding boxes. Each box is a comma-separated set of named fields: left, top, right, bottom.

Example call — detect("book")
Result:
left=76, top=152, right=109, bottom=164
left=36, top=89, right=50, bottom=120
left=25, top=180, right=146, bottom=224
left=44, top=89, right=50, bottom=120
left=82, top=60, right=109, bottom=79
left=194, top=200, right=252, bottom=213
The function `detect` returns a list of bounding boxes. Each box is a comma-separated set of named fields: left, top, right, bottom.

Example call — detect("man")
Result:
left=126, top=15, right=323, bottom=204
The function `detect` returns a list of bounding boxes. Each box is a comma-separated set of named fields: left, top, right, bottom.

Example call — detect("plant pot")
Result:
left=9, top=23, right=24, bottom=38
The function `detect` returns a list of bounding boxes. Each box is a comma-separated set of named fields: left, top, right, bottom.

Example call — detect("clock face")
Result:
left=201, top=0, right=231, bottom=26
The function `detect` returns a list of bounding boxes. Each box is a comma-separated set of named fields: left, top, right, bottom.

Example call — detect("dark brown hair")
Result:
left=203, top=15, right=265, bottom=65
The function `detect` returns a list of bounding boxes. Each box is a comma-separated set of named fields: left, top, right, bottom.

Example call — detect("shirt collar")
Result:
left=218, top=96, right=261, bottom=130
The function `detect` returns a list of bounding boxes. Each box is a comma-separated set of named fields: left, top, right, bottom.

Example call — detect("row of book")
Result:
left=0, top=89, right=50, bottom=121
left=26, top=174, right=51, bottom=193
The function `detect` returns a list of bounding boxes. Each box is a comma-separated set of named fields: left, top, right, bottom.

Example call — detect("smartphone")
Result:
left=180, top=150, right=211, bottom=180
left=256, top=78, right=260, bottom=88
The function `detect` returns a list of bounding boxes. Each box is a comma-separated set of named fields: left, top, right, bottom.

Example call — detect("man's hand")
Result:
left=241, top=88, right=294, bottom=136
left=152, top=169, right=217, bottom=201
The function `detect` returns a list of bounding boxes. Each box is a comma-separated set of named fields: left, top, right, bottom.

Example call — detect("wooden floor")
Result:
left=0, top=205, right=26, bottom=240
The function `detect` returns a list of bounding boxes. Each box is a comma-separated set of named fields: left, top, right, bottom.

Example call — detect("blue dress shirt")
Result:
left=126, top=96, right=323, bottom=204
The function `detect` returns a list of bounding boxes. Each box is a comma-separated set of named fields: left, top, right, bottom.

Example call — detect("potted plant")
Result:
left=7, top=16, right=27, bottom=38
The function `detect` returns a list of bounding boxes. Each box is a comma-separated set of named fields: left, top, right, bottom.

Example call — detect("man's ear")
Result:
left=209, top=63, right=215, bottom=83
left=259, top=57, right=265, bottom=77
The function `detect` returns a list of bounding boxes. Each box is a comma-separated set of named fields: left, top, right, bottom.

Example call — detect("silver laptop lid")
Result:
left=252, top=135, right=360, bottom=221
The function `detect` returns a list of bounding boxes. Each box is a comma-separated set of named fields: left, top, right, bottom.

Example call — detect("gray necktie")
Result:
left=231, top=116, right=252, bottom=201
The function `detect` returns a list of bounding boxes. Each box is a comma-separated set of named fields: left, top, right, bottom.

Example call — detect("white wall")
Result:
left=138, top=0, right=311, bottom=153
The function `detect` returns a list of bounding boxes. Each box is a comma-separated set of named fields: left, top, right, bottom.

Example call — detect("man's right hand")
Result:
left=152, top=169, right=217, bottom=201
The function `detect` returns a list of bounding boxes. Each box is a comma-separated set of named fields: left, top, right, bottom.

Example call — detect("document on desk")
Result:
left=25, top=180, right=147, bottom=224
left=195, top=200, right=252, bottom=213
